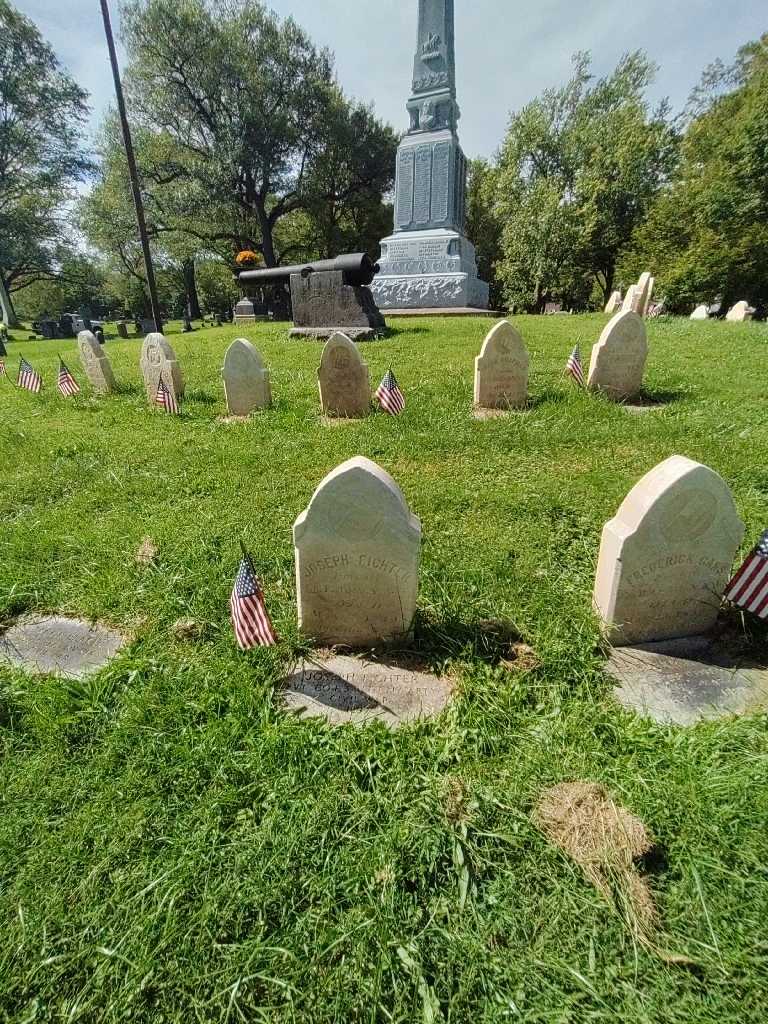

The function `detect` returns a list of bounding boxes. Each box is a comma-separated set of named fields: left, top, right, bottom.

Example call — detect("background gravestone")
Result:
left=594, top=456, right=745, bottom=646
left=587, top=311, right=648, bottom=401
left=140, top=333, right=185, bottom=404
left=690, top=304, right=709, bottom=320
left=293, top=456, right=422, bottom=646
left=317, top=333, right=371, bottom=418
left=604, top=291, right=623, bottom=314
left=726, top=301, right=754, bottom=322
left=474, top=320, right=529, bottom=409
left=222, top=338, right=271, bottom=415
left=77, top=330, right=116, bottom=395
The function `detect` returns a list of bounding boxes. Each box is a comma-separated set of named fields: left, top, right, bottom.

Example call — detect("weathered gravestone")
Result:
left=638, top=273, right=655, bottom=317
left=587, top=311, right=648, bottom=401
left=594, top=456, right=745, bottom=646
left=0, top=615, right=126, bottom=678
left=116, top=320, right=129, bottom=339
left=474, top=320, right=529, bottom=409
left=690, top=304, right=709, bottom=320
left=726, top=300, right=755, bottom=322
left=222, top=338, right=271, bottom=416
left=140, top=333, right=184, bottom=405
left=604, top=291, right=623, bottom=314
left=621, top=284, right=640, bottom=314
left=77, top=330, right=116, bottom=395
left=317, top=332, right=371, bottom=418
left=293, top=456, right=421, bottom=646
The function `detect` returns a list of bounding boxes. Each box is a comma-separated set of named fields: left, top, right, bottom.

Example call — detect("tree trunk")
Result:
left=183, top=259, right=202, bottom=319
left=256, top=203, right=278, bottom=267
left=0, top=272, right=20, bottom=327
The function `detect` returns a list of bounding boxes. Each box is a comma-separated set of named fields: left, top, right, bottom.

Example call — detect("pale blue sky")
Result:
left=18, top=0, right=767, bottom=158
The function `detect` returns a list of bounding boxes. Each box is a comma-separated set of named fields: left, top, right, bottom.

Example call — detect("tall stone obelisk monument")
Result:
left=371, top=0, right=489, bottom=311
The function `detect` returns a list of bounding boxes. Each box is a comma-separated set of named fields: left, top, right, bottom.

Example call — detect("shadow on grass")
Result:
left=622, top=387, right=686, bottom=409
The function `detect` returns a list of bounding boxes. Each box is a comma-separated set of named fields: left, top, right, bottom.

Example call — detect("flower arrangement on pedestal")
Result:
left=235, top=250, right=262, bottom=270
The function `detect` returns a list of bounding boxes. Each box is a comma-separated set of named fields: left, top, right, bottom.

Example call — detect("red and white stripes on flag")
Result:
left=230, top=548, right=277, bottom=649
left=0, top=360, right=6, bottom=377
left=375, top=368, right=406, bottom=415
left=566, top=346, right=585, bottom=388
left=724, top=531, right=768, bottom=619
left=57, top=359, right=81, bottom=397
left=17, top=357, right=42, bottom=393
left=155, top=376, right=180, bottom=415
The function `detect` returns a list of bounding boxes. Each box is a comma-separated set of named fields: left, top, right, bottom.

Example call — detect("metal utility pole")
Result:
left=99, top=0, right=163, bottom=333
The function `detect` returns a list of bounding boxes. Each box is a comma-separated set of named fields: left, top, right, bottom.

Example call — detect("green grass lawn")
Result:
left=1, top=314, right=768, bottom=1023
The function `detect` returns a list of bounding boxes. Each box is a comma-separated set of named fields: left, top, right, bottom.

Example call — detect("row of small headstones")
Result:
left=605, top=271, right=757, bottom=322
left=280, top=453, right=751, bottom=650
left=75, top=309, right=650, bottom=418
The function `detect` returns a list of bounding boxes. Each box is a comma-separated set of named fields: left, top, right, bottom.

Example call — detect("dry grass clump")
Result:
left=535, top=781, right=659, bottom=948
left=135, top=536, right=158, bottom=565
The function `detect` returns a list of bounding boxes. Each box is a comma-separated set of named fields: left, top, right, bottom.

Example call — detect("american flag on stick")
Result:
left=0, top=360, right=6, bottom=378
left=230, top=544, right=277, bottom=649
left=17, top=356, right=42, bottom=393
left=566, top=345, right=585, bottom=388
left=155, top=376, right=180, bottom=415
left=375, top=368, right=406, bottom=416
left=724, top=530, right=768, bottom=620
left=57, top=357, right=81, bottom=397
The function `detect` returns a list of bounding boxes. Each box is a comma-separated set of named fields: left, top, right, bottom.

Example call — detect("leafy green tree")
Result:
left=490, top=52, right=677, bottom=311
left=119, top=0, right=396, bottom=267
left=623, top=35, right=768, bottom=313
left=466, top=159, right=504, bottom=309
left=0, top=0, right=90, bottom=325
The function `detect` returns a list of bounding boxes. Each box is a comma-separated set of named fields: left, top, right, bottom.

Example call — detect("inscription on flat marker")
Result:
left=474, top=320, right=529, bottom=409
left=293, top=457, right=421, bottom=646
left=594, top=456, right=745, bottom=646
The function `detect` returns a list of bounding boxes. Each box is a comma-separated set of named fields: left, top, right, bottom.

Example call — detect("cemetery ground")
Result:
left=1, top=313, right=768, bottom=1023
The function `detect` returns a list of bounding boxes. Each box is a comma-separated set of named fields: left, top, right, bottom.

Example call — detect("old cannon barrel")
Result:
left=238, top=252, right=380, bottom=288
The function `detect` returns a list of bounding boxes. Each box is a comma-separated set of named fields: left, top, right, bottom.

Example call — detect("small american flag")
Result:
left=0, top=360, right=6, bottom=377
left=724, top=531, right=768, bottom=620
left=375, top=368, right=406, bottom=415
left=566, top=345, right=585, bottom=388
left=230, top=547, right=277, bottom=649
left=17, top=356, right=42, bottom=393
left=57, top=358, right=81, bottom=397
left=155, top=376, right=179, bottom=415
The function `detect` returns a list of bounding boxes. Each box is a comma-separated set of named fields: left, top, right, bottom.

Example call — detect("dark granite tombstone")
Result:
left=289, top=270, right=386, bottom=340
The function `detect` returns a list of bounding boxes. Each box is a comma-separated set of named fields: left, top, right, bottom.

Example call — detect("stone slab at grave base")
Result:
left=281, top=654, right=453, bottom=728
left=606, top=635, right=768, bottom=726
left=473, top=407, right=528, bottom=420
left=385, top=307, right=502, bottom=318
left=289, top=327, right=382, bottom=341
left=0, top=615, right=126, bottom=678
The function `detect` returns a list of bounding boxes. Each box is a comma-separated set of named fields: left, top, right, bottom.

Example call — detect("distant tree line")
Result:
left=0, top=0, right=765, bottom=322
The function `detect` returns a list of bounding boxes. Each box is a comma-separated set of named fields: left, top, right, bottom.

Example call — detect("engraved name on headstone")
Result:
left=293, top=457, right=422, bottom=646
left=317, top=332, right=371, bottom=418
left=587, top=311, right=648, bottom=402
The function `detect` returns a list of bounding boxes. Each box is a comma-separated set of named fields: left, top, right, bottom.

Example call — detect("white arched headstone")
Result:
left=293, top=457, right=421, bottom=646
left=473, top=320, right=529, bottom=409
left=594, top=456, right=744, bottom=645
left=222, top=338, right=271, bottom=415
left=317, top=332, right=370, bottom=418
left=77, top=330, right=115, bottom=395
left=587, top=311, right=648, bottom=402
left=140, top=333, right=184, bottom=405
left=690, top=305, right=709, bottom=320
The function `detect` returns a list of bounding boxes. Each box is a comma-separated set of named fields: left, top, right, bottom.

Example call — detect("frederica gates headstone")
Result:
left=140, top=333, right=184, bottom=405
left=587, top=311, right=648, bottom=402
left=594, top=456, right=745, bottom=646
left=78, top=330, right=116, bottom=395
left=222, top=338, right=271, bottom=415
left=317, top=332, right=371, bottom=418
left=293, top=457, right=422, bottom=646
left=474, top=320, right=529, bottom=409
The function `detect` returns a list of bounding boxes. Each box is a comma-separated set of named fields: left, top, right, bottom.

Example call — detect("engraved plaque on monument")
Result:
left=293, top=457, right=422, bottom=646
left=594, top=456, right=745, bottom=646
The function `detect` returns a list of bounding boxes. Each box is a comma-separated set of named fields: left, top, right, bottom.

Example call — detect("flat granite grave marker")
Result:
left=222, top=338, right=271, bottom=416
left=78, top=330, right=116, bottom=395
left=474, top=320, right=529, bottom=410
left=587, top=311, right=648, bottom=402
left=281, top=654, right=453, bottom=728
left=0, top=615, right=126, bottom=678
left=317, top=332, right=371, bottom=418
left=293, top=456, right=421, bottom=646
left=140, top=332, right=184, bottom=405
left=594, top=456, right=745, bottom=646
